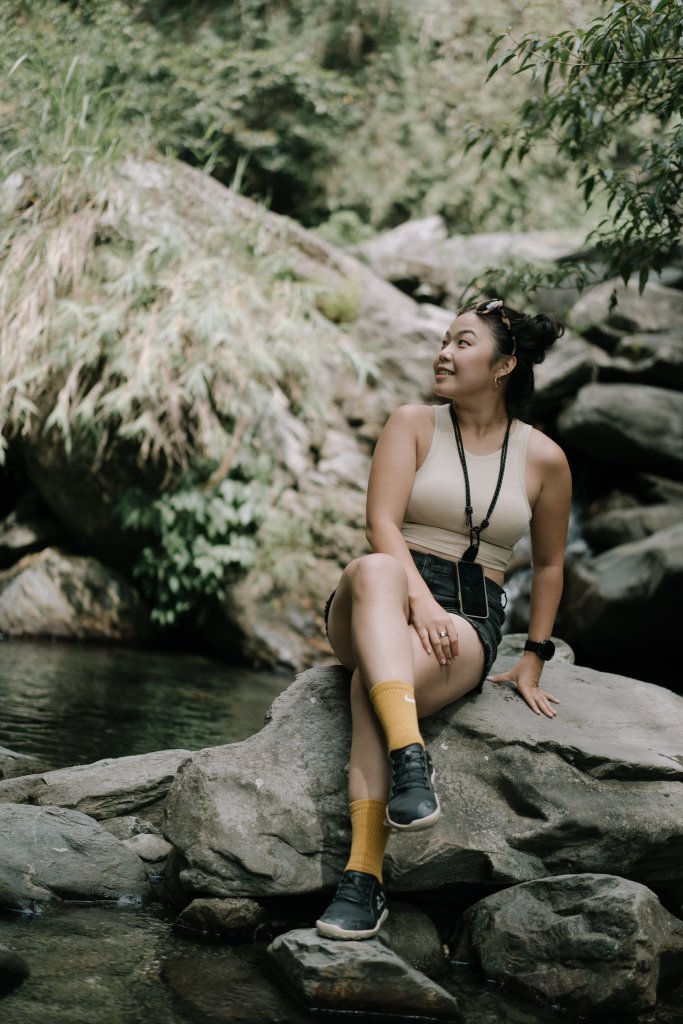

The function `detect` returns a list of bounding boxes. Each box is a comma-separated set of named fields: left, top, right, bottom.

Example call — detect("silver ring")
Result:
left=438, top=630, right=448, bottom=638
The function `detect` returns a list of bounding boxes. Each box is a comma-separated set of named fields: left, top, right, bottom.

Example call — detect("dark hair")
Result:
left=477, top=304, right=564, bottom=417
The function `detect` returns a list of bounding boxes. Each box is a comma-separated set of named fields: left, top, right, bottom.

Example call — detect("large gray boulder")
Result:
left=557, top=383, right=683, bottom=478
left=583, top=504, right=683, bottom=553
left=567, top=279, right=683, bottom=339
left=0, top=547, right=150, bottom=641
left=0, top=803, right=150, bottom=910
left=599, top=331, right=683, bottom=391
left=267, top=928, right=459, bottom=1020
left=562, top=522, right=683, bottom=672
left=0, top=748, right=191, bottom=823
left=162, top=663, right=683, bottom=902
left=531, top=332, right=607, bottom=415
left=357, top=222, right=583, bottom=309
left=451, top=874, right=683, bottom=1014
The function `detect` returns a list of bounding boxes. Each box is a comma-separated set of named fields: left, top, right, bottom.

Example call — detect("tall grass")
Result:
left=0, top=42, right=374, bottom=621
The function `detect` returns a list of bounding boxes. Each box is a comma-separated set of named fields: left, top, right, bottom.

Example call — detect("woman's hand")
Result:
left=409, top=594, right=458, bottom=665
left=488, top=656, right=559, bottom=718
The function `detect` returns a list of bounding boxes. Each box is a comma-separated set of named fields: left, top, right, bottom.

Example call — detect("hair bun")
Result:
left=525, top=313, right=564, bottom=363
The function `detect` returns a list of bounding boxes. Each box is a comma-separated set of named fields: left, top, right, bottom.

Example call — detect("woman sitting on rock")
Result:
left=315, top=298, right=571, bottom=941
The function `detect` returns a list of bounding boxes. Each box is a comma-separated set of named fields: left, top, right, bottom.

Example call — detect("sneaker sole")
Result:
left=385, top=795, right=441, bottom=831
left=315, top=907, right=389, bottom=941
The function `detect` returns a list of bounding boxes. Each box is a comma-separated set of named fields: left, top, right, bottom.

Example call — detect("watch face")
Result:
left=538, top=640, right=555, bottom=661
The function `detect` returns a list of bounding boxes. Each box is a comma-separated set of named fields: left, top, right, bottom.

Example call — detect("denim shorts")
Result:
left=323, top=549, right=507, bottom=693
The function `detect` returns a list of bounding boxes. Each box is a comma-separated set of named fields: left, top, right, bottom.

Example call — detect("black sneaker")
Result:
left=315, top=870, right=388, bottom=940
left=386, top=743, right=441, bottom=830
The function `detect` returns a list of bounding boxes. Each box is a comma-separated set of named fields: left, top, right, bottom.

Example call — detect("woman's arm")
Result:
left=489, top=434, right=572, bottom=717
left=366, top=404, right=461, bottom=664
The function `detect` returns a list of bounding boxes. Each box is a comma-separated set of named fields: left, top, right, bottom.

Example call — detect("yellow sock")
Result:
left=368, top=679, right=424, bottom=753
left=344, top=799, right=390, bottom=882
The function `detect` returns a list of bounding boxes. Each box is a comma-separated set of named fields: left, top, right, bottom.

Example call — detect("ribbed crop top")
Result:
left=400, top=403, right=533, bottom=572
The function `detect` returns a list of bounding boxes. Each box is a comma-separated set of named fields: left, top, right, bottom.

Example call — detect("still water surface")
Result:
left=1, top=640, right=682, bottom=1024
left=0, top=638, right=290, bottom=766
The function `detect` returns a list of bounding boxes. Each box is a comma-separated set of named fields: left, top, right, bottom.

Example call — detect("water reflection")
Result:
left=0, top=639, right=290, bottom=767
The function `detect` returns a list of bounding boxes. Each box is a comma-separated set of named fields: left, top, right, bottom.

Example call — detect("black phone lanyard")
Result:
left=448, top=405, right=512, bottom=563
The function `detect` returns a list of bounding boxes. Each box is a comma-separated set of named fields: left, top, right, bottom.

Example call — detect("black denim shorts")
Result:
left=323, top=549, right=507, bottom=693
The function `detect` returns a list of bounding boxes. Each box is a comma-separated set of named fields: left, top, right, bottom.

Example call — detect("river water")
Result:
left=1, top=639, right=682, bottom=1024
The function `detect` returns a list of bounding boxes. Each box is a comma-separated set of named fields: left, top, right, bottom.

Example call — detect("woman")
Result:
left=315, top=298, right=572, bottom=941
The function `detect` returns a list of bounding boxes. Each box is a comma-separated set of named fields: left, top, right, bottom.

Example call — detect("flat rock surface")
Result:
left=0, top=748, right=191, bottom=821
left=163, top=663, right=683, bottom=900
left=0, top=804, right=151, bottom=909
left=267, top=927, right=459, bottom=1020
left=451, top=873, right=683, bottom=1014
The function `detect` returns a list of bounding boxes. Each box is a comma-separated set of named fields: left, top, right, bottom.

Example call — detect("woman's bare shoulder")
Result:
left=388, top=403, right=435, bottom=424
left=528, top=421, right=569, bottom=458
left=526, top=424, right=569, bottom=469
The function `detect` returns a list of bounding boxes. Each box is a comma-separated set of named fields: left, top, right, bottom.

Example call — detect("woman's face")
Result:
left=433, top=311, right=501, bottom=399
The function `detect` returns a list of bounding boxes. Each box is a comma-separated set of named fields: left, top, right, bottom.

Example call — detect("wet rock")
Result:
left=451, top=873, right=683, bottom=1014
left=557, top=383, right=683, bottom=479
left=583, top=504, right=682, bottom=553
left=0, top=547, right=150, bottom=641
left=562, top=522, right=683, bottom=675
left=163, top=663, right=683, bottom=901
left=380, top=901, right=449, bottom=980
left=567, top=279, right=683, bottom=342
left=496, top=633, right=574, bottom=664
left=123, top=833, right=172, bottom=863
left=0, top=748, right=191, bottom=821
left=174, top=897, right=266, bottom=939
left=0, top=744, right=54, bottom=781
left=0, top=941, right=30, bottom=994
left=267, top=927, right=460, bottom=1020
left=0, top=804, right=150, bottom=909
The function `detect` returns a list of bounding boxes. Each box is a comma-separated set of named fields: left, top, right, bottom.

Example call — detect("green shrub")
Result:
left=118, top=478, right=267, bottom=625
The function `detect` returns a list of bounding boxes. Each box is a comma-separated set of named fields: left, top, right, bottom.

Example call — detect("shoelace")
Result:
left=335, top=873, right=374, bottom=906
left=390, top=748, right=431, bottom=794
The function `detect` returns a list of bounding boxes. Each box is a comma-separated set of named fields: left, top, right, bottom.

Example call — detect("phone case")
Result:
left=454, top=560, right=490, bottom=619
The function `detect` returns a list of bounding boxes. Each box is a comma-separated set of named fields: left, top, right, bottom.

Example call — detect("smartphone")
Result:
left=454, top=560, right=489, bottom=619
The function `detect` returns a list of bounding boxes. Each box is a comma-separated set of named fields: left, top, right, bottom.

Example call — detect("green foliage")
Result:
left=476, top=0, right=683, bottom=294
left=118, top=478, right=267, bottom=625
left=1, top=0, right=597, bottom=233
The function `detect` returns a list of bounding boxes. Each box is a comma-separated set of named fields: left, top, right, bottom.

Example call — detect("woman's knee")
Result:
left=344, top=552, right=407, bottom=598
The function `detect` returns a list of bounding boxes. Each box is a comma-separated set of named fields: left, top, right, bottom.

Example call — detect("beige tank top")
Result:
left=401, top=403, right=532, bottom=572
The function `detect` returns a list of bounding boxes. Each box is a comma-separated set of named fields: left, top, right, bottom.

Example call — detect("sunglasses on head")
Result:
left=458, top=298, right=516, bottom=355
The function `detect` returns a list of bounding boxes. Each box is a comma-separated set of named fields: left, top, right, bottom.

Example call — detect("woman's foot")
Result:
left=315, top=870, right=388, bottom=940
left=386, top=743, right=441, bottom=830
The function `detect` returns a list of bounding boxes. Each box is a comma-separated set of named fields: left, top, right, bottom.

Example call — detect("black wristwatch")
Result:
left=524, top=638, right=556, bottom=662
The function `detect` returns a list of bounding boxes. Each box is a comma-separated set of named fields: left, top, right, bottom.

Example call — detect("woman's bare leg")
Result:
left=348, top=669, right=391, bottom=801
left=325, top=553, right=413, bottom=688
left=317, top=556, right=488, bottom=938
